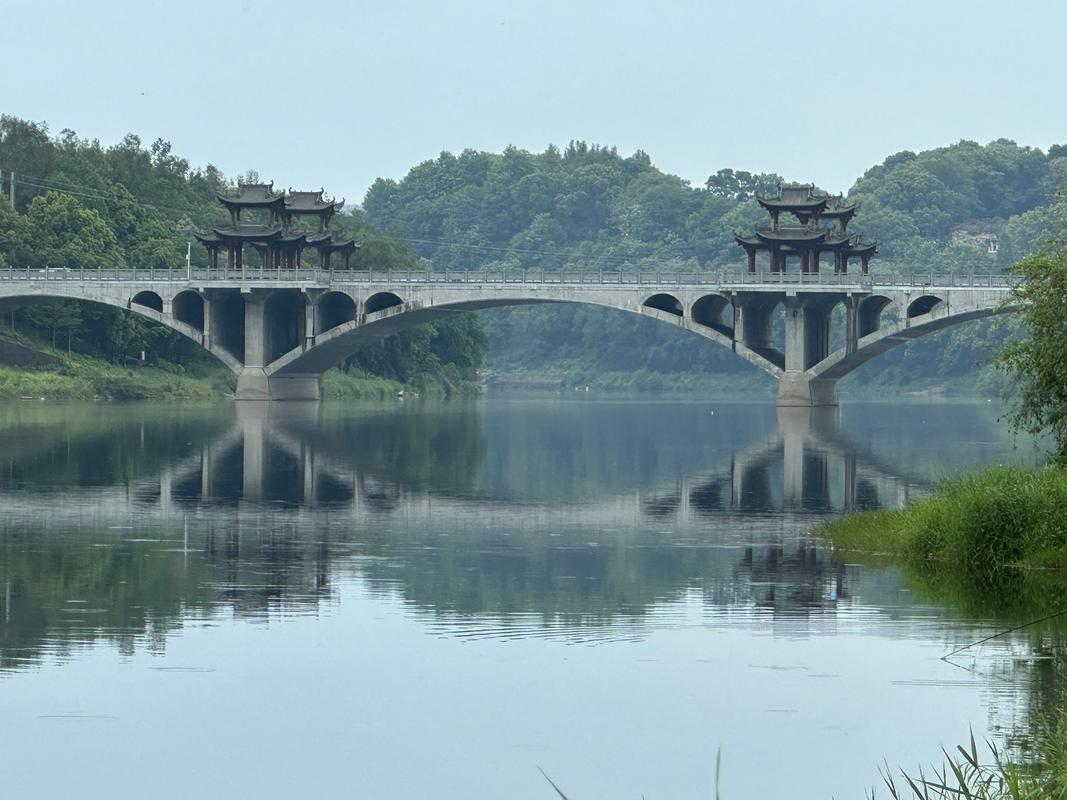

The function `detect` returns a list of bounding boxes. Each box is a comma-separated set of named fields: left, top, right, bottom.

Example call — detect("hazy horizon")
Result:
left=5, top=0, right=1066, bottom=204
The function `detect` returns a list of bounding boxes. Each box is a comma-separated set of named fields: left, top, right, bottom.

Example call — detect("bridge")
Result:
left=0, top=266, right=1018, bottom=405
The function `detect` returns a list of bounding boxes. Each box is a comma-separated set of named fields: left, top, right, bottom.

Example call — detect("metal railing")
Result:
left=0, top=265, right=1022, bottom=290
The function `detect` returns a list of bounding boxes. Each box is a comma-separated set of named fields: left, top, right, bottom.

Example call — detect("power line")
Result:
left=8, top=170, right=703, bottom=268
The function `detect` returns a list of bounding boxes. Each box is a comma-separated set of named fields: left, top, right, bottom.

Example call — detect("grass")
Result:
left=874, top=730, right=1067, bottom=799
left=817, top=466, right=1067, bottom=571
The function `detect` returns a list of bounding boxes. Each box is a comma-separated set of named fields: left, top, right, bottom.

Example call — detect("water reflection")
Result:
left=0, top=400, right=1022, bottom=675
left=0, top=399, right=1054, bottom=800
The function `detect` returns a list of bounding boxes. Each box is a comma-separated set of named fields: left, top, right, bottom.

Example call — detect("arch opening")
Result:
left=908, top=295, right=943, bottom=318
left=643, top=293, right=682, bottom=317
left=858, top=296, right=893, bottom=338
left=691, top=294, right=733, bottom=336
left=735, top=295, right=785, bottom=370
left=265, top=289, right=306, bottom=363
left=365, top=292, right=403, bottom=315
left=132, top=291, right=163, bottom=313
left=317, top=291, right=356, bottom=335
left=173, top=290, right=204, bottom=332
left=211, top=290, right=246, bottom=362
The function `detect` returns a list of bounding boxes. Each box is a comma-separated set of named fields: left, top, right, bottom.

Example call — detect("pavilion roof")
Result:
left=211, top=224, right=284, bottom=242
left=820, top=195, right=857, bottom=219
left=285, top=189, right=344, bottom=214
left=217, top=182, right=285, bottom=208
left=757, top=184, right=829, bottom=213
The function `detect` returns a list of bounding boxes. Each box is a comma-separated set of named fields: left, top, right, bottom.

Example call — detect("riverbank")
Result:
left=818, top=465, right=1067, bottom=570
left=0, top=350, right=479, bottom=402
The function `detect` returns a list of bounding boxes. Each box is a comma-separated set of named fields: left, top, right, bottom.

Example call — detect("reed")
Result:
left=818, top=466, right=1067, bottom=570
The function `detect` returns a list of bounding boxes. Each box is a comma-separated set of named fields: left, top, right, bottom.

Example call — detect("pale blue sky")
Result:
left=4, top=0, right=1065, bottom=203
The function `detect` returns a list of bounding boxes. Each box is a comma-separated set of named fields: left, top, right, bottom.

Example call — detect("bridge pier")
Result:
left=776, top=373, right=839, bottom=406
left=236, top=368, right=321, bottom=401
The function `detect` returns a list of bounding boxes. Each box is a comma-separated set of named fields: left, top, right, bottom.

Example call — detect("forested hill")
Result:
left=364, top=140, right=1067, bottom=393
left=0, top=116, right=484, bottom=392
left=2, top=115, right=1065, bottom=396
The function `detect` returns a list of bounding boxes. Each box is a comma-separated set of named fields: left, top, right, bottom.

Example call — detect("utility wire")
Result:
left=941, top=606, right=1067, bottom=661
left=10, top=170, right=711, bottom=268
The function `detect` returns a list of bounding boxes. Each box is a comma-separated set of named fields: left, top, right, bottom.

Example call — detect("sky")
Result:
left=4, top=0, right=1067, bottom=204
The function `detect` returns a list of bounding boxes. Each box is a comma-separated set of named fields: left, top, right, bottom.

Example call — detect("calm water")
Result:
left=0, top=398, right=1053, bottom=798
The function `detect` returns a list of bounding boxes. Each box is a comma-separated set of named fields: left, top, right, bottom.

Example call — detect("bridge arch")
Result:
left=365, top=291, right=404, bottom=315
left=907, top=294, right=944, bottom=318
left=316, top=291, right=357, bottom=335
left=266, top=292, right=754, bottom=379
left=643, top=293, right=682, bottom=317
left=858, top=295, right=894, bottom=337
left=811, top=303, right=1018, bottom=383
left=131, top=290, right=163, bottom=312
left=0, top=285, right=241, bottom=373
left=691, top=294, right=733, bottom=337
left=264, top=289, right=306, bottom=364
left=173, top=290, right=204, bottom=332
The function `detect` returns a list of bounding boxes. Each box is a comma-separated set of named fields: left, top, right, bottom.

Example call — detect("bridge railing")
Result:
left=0, top=265, right=1022, bottom=289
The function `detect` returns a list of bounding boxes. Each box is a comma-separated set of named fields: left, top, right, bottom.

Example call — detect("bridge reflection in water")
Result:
left=0, top=400, right=1012, bottom=673
left=148, top=403, right=920, bottom=517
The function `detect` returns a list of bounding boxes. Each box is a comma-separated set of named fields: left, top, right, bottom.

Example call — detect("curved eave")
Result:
left=213, top=226, right=284, bottom=242
left=318, top=239, right=358, bottom=253
left=754, top=228, right=828, bottom=245
left=845, top=241, right=878, bottom=257
left=216, top=193, right=285, bottom=208
left=821, top=206, right=857, bottom=219
left=757, top=197, right=828, bottom=213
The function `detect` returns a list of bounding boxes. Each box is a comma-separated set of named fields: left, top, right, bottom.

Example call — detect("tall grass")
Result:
left=875, top=731, right=1067, bottom=799
left=818, top=466, right=1067, bottom=570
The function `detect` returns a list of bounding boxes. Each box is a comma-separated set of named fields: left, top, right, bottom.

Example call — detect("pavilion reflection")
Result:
left=140, top=404, right=924, bottom=519
left=0, top=400, right=957, bottom=674
left=641, top=407, right=923, bottom=519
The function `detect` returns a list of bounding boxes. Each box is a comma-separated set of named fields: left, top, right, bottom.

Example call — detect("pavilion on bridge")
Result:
left=195, top=183, right=358, bottom=270
left=735, top=184, right=878, bottom=274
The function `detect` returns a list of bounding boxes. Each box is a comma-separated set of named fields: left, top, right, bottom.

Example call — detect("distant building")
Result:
left=195, top=183, right=357, bottom=270
left=951, top=229, right=999, bottom=255
left=735, top=184, right=878, bottom=273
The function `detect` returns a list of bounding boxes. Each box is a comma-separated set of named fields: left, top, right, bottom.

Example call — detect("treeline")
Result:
left=2, top=114, right=1064, bottom=395
left=365, top=140, right=1067, bottom=392
left=0, top=116, right=485, bottom=388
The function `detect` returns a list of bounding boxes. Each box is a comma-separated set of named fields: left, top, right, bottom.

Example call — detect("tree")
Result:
left=24, top=191, right=125, bottom=269
left=998, top=245, right=1067, bottom=462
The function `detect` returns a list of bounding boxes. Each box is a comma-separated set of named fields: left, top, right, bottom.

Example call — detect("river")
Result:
left=0, top=398, right=1053, bottom=799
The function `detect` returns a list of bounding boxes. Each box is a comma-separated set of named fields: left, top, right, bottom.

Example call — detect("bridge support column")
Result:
left=777, top=373, right=838, bottom=406
left=236, top=293, right=270, bottom=401
left=778, top=297, right=838, bottom=407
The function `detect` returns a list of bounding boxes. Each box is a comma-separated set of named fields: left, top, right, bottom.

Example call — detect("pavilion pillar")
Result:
left=747, top=250, right=756, bottom=273
left=861, top=255, right=871, bottom=275
left=811, top=250, right=820, bottom=273
left=800, top=251, right=810, bottom=273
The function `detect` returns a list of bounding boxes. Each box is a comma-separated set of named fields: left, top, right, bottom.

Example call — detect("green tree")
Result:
left=24, top=191, right=125, bottom=269
left=998, top=245, right=1067, bottom=462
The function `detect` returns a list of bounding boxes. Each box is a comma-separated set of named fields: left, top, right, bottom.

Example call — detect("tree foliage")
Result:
left=998, top=246, right=1067, bottom=462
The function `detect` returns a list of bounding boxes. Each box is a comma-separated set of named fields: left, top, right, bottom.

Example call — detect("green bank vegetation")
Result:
left=815, top=242, right=1067, bottom=798
left=819, top=466, right=1067, bottom=569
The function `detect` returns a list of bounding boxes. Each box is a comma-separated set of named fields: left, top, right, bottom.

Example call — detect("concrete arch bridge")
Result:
left=0, top=267, right=1019, bottom=405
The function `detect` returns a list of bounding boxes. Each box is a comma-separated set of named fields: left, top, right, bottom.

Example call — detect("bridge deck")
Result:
left=0, top=266, right=1020, bottom=292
